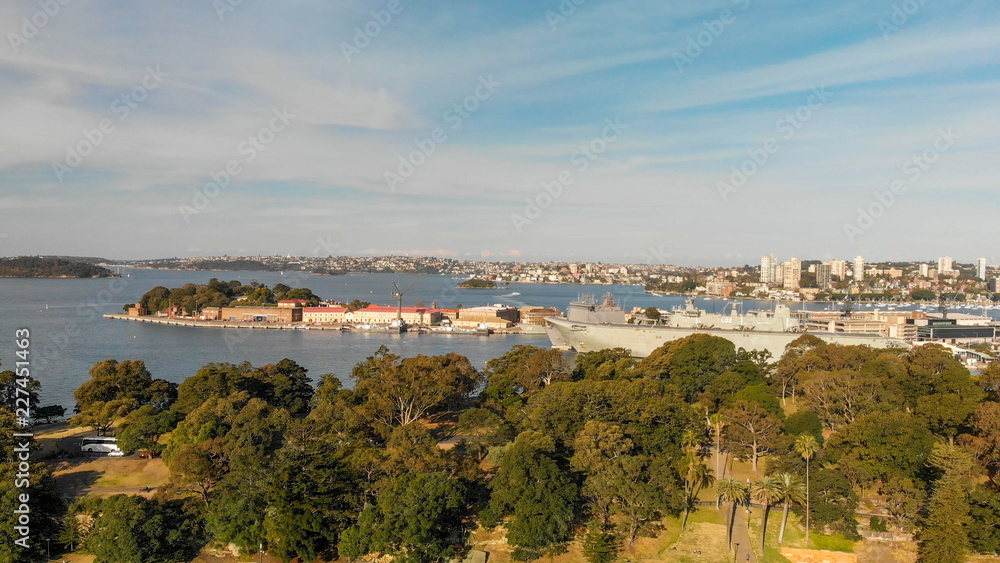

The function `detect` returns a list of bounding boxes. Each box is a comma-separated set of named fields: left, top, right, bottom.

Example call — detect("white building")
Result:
left=978, top=257, right=987, bottom=280
left=919, top=263, right=929, bottom=277
left=760, top=254, right=777, bottom=284
left=853, top=256, right=864, bottom=281
left=938, top=256, right=953, bottom=275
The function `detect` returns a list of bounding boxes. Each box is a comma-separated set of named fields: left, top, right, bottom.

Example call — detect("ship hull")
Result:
left=545, top=317, right=907, bottom=358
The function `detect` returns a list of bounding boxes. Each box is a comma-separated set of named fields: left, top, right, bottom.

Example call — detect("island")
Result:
left=456, top=278, right=497, bottom=289
left=0, top=256, right=117, bottom=278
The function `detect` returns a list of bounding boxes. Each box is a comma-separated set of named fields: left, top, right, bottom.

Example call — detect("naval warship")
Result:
left=544, top=294, right=908, bottom=358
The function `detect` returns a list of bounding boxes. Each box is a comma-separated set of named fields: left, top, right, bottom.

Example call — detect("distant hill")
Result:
left=0, top=256, right=117, bottom=278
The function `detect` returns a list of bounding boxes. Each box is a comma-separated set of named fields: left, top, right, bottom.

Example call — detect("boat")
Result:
left=544, top=294, right=908, bottom=358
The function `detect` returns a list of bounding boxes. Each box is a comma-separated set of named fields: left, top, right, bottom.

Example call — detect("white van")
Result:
left=81, top=436, right=122, bottom=454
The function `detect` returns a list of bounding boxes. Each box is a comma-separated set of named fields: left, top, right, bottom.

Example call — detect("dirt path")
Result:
left=724, top=505, right=758, bottom=563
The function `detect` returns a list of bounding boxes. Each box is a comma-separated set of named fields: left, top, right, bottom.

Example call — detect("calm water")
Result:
left=1, top=268, right=996, bottom=409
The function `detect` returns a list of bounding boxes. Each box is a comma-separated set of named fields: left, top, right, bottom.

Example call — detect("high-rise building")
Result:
left=828, top=259, right=847, bottom=280
left=978, top=257, right=987, bottom=281
left=760, top=254, right=777, bottom=284
left=854, top=256, right=864, bottom=281
left=919, top=263, right=929, bottom=277
left=817, top=263, right=833, bottom=290
left=938, top=256, right=953, bottom=274
left=781, top=258, right=802, bottom=289
left=991, top=278, right=999, bottom=293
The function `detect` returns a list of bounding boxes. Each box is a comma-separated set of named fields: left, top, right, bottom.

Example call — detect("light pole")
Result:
left=734, top=542, right=739, bottom=563
left=259, top=543, right=263, bottom=563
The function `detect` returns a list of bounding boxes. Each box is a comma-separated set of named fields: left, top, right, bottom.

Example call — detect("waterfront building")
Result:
left=348, top=305, right=441, bottom=325
left=519, top=306, right=560, bottom=326
left=127, top=302, right=148, bottom=316
left=200, top=307, right=221, bottom=320
left=220, top=306, right=303, bottom=323
left=453, top=305, right=519, bottom=329
left=302, top=306, right=348, bottom=324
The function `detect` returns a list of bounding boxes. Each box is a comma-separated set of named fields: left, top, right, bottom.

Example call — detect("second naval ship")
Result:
left=545, top=294, right=908, bottom=358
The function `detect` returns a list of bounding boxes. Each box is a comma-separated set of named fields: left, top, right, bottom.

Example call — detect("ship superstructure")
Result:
left=545, top=294, right=908, bottom=357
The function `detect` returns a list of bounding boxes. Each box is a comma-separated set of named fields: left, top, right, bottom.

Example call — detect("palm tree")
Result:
left=751, top=476, right=782, bottom=547
left=775, top=473, right=806, bottom=544
left=794, top=434, right=820, bottom=544
left=679, top=448, right=715, bottom=530
left=716, top=478, right=749, bottom=550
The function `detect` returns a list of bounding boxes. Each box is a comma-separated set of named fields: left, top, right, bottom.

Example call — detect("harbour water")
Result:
left=1, top=267, right=997, bottom=409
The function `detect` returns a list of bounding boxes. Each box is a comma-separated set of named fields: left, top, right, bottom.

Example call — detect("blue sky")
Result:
left=1, top=0, right=998, bottom=265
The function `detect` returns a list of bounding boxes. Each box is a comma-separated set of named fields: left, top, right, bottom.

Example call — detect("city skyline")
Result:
left=2, top=1, right=999, bottom=263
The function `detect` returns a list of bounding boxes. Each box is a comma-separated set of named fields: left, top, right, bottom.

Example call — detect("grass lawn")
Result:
left=50, top=456, right=169, bottom=498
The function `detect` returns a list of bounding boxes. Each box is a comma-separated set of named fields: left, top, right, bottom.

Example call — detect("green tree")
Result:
left=73, top=397, right=137, bottom=435
left=903, top=344, right=983, bottom=437
left=116, top=405, right=181, bottom=456
left=784, top=411, right=823, bottom=446
left=825, top=411, right=935, bottom=491
left=205, top=465, right=270, bottom=556
left=677, top=444, right=714, bottom=529
left=751, top=476, right=783, bottom=547
left=774, top=473, right=806, bottom=544
left=353, top=349, right=481, bottom=431
left=968, top=486, right=1000, bottom=555
left=800, top=468, right=859, bottom=538
left=581, top=520, right=621, bottom=563
left=638, top=334, right=736, bottom=402
left=572, top=348, right=636, bottom=381
left=919, top=443, right=978, bottom=563
left=722, top=400, right=782, bottom=472
left=264, top=436, right=356, bottom=563
left=716, top=478, right=749, bottom=550
left=71, top=495, right=205, bottom=563
left=481, top=432, right=577, bottom=560
left=342, top=472, right=466, bottom=562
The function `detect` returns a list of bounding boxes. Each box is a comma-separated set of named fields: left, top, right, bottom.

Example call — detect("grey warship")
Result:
left=544, top=294, right=908, bottom=357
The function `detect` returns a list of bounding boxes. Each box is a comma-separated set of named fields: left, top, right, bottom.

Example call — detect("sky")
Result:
left=1, top=0, right=999, bottom=266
